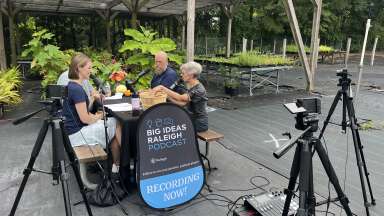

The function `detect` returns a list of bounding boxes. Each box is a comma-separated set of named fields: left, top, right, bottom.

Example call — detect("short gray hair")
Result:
left=180, top=61, right=202, bottom=78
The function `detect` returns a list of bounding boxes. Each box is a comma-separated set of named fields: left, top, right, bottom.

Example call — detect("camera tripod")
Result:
left=9, top=101, right=93, bottom=216
left=274, top=113, right=352, bottom=216
left=318, top=69, right=375, bottom=215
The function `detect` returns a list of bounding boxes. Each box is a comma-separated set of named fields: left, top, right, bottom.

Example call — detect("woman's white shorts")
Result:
left=68, top=117, right=117, bottom=148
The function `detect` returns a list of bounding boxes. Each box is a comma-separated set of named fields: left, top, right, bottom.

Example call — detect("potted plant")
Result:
left=219, top=66, right=241, bottom=96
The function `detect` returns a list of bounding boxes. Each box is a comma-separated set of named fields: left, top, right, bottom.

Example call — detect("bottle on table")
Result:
left=131, top=93, right=141, bottom=116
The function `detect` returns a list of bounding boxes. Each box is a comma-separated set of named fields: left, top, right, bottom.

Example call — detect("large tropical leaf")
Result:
left=119, top=40, right=142, bottom=53
left=124, top=29, right=147, bottom=42
left=126, top=54, right=151, bottom=66
left=148, top=38, right=177, bottom=54
left=168, top=53, right=183, bottom=65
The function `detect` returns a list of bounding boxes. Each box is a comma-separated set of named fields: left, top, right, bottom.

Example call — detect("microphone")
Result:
left=90, top=74, right=107, bottom=94
left=134, top=69, right=151, bottom=85
left=169, top=78, right=183, bottom=90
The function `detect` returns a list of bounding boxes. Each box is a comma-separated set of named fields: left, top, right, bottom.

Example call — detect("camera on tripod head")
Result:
left=44, top=85, right=68, bottom=115
left=284, top=97, right=321, bottom=131
left=336, top=68, right=349, bottom=77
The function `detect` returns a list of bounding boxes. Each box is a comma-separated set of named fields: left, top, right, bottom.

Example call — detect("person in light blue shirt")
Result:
left=57, top=70, right=94, bottom=100
left=57, top=70, right=102, bottom=111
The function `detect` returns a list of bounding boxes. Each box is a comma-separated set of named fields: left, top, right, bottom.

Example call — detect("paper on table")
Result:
left=104, top=103, right=132, bottom=112
left=105, top=94, right=123, bottom=100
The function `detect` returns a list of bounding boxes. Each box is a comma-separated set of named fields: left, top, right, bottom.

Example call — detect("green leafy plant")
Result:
left=0, top=67, right=23, bottom=106
left=21, top=29, right=71, bottom=90
left=234, top=53, right=293, bottom=67
left=286, top=44, right=335, bottom=53
left=196, top=52, right=293, bottom=67
left=82, top=47, right=122, bottom=83
left=118, top=26, right=183, bottom=90
left=319, top=45, right=335, bottom=53
left=218, top=66, right=241, bottom=89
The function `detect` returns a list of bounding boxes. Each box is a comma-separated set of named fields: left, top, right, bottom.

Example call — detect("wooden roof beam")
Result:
left=106, top=0, right=122, bottom=9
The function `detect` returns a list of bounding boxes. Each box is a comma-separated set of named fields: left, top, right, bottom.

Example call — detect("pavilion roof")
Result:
left=1, top=0, right=230, bottom=16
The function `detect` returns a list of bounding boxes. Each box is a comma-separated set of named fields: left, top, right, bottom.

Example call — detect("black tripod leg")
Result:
left=355, top=129, right=376, bottom=205
left=349, top=100, right=376, bottom=206
left=314, top=139, right=353, bottom=216
left=52, top=120, right=72, bottom=216
left=319, top=90, right=343, bottom=140
left=9, top=120, right=50, bottom=216
left=282, top=144, right=301, bottom=216
left=346, top=100, right=371, bottom=215
left=297, top=139, right=312, bottom=216
left=308, top=141, right=316, bottom=215
left=60, top=122, right=93, bottom=216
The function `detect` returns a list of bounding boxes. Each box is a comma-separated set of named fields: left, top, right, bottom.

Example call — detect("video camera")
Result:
left=284, top=97, right=321, bottom=131
left=44, top=85, right=68, bottom=116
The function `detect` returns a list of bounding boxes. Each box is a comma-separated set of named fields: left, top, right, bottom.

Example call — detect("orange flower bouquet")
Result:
left=109, top=70, right=127, bottom=82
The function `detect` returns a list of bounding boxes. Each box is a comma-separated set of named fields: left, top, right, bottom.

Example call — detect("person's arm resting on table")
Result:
left=75, top=102, right=102, bottom=124
left=153, top=85, right=189, bottom=106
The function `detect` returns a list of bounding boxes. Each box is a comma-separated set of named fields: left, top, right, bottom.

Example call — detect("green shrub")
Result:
left=119, top=26, right=182, bottom=90
left=197, top=52, right=293, bottom=67
left=0, top=67, right=23, bottom=105
left=286, top=44, right=335, bottom=53
left=22, top=29, right=71, bottom=91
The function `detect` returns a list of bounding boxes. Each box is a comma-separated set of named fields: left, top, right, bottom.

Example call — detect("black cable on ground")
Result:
left=216, top=138, right=356, bottom=215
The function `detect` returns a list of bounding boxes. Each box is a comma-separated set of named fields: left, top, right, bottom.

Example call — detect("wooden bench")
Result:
left=73, top=145, right=107, bottom=189
left=197, top=129, right=224, bottom=157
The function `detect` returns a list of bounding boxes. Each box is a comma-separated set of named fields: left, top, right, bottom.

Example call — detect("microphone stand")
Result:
left=99, top=90, right=111, bottom=179
left=98, top=89, right=129, bottom=215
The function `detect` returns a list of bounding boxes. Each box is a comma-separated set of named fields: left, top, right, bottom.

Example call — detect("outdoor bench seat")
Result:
left=73, top=144, right=107, bottom=189
left=197, top=129, right=224, bottom=157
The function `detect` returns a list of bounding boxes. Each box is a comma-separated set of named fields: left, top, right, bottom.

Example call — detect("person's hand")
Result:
left=92, top=91, right=102, bottom=101
left=94, top=112, right=103, bottom=121
left=152, top=85, right=165, bottom=93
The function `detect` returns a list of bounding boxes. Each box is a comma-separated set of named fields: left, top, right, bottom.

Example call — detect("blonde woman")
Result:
left=62, top=53, right=121, bottom=173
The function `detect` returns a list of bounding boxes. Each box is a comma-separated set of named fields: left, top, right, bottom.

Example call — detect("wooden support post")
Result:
left=250, top=40, right=253, bottom=51
left=205, top=36, right=208, bottom=56
left=186, top=0, right=195, bottom=62
left=177, top=14, right=187, bottom=50
left=345, top=37, right=351, bottom=68
left=370, top=37, right=378, bottom=66
left=91, top=15, right=96, bottom=47
left=273, top=39, right=277, bottom=54
left=309, top=0, right=322, bottom=88
left=314, top=38, right=320, bottom=71
left=96, top=10, right=119, bottom=52
left=356, top=19, right=371, bottom=100
left=0, top=9, right=7, bottom=70
left=283, top=0, right=313, bottom=91
left=283, top=38, right=287, bottom=59
left=121, top=0, right=150, bottom=29
left=242, top=37, right=247, bottom=53
left=2, top=1, right=22, bottom=66
left=181, top=23, right=186, bottom=50
left=222, top=4, right=233, bottom=58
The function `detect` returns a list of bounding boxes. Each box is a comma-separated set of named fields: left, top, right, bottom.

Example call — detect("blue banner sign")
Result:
left=136, top=103, right=205, bottom=209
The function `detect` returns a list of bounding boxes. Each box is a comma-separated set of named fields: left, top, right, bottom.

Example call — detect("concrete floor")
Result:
left=1, top=63, right=384, bottom=216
